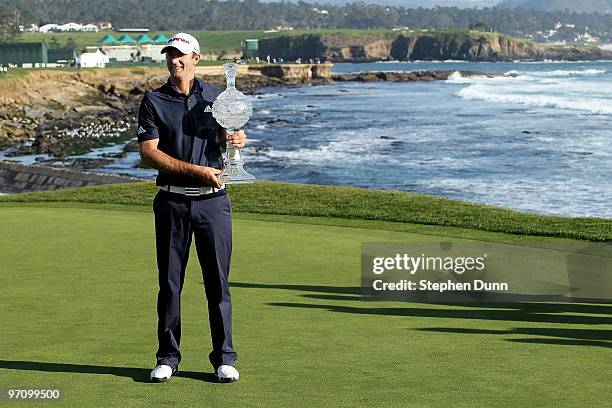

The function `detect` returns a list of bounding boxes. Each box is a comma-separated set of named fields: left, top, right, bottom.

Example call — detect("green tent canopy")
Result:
left=136, top=34, right=154, bottom=44
left=98, top=35, right=119, bottom=44
left=118, top=35, right=136, bottom=44
left=153, top=34, right=169, bottom=44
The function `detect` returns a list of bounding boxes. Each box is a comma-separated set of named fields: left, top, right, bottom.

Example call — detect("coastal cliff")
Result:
left=258, top=31, right=612, bottom=62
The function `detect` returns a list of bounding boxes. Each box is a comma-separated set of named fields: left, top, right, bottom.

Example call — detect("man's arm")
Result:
left=139, top=139, right=223, bottom=188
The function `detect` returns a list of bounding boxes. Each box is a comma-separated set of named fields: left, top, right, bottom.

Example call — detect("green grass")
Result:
left=17, top=29, right=396, bottom=52
left=0, top=62, right=225, bottom=83
left=16, top=28, right=538, bottom=53
left=0, top=200, right=610, bottom=407
left=1, top=181, right=610, bottom=241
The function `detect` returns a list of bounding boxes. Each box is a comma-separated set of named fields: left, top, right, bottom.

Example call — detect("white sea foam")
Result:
left=258, top=128, right=410, bottom=165
left=446, top=65, right=612, bottom=114
left=446, top=71, right=468, bottom=83
left=412, top=59, right=471, bottom=63
left=253, top=93, right=283, bottom=100
left=457, top=85, right=612, bottom=115
left=506, top=68, right=606, bottom=77
left=445, top=71, right=493, bottom=84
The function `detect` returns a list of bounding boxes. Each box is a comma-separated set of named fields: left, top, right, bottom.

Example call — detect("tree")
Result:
left=66, top=37, right=78, bottom=50
left=470, top=22, right=492, bottom=32
left=0, top=7, right=20, bottom=43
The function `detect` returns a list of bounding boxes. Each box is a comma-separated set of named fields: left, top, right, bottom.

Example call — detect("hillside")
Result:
left=496, top=0, right=612, bottom=13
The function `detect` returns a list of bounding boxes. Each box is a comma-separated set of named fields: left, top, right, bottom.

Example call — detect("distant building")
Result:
left=19, top=24, right=39, bottom=32
left=82, top=24, right=99, bottom=32
left=117, top=35, right=137, bottom=44
left=98, top=21, right=113, bottom=31
left=139, top=45, right=165, bottom=62
left=152, top=34, right=169, bottom=44
left=95, top=44, right=164, bottom=63
left=59, top=22, right=82, bottom=32
left=264, top=25, right=294, bottom=33
left=48, top=48, right=78, bottom=64
left=38, top=22, right=100, bottom=33
left=77, top=49, right=109, bottom=68
left=39, top=24, right=60, bottom=33
left=99, top=35, right=120, bottom=45
left=136, top=34, right=154, bottom=44
left=92, top=33, right=166, bottom=64
left=0, top=42, right=48, bottom=66
left=116, top=28, right=150, bottom=33
left=243, top=39, right=259, bottom=59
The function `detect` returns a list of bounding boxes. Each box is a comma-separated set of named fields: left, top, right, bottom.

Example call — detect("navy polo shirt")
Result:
left=137, top=78, right=225, bottom=187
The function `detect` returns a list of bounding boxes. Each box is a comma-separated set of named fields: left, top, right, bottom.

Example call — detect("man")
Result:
left=137, top=33, right=246, bottom=383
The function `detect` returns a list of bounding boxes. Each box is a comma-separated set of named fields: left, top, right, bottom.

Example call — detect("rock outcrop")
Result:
left=332, top=70, right=499, bottom=82
left=0, top=160, right=143, bottom=194
left=248, top=63, right=332, bottom=82
left=0, top=65, right=322, bottom=160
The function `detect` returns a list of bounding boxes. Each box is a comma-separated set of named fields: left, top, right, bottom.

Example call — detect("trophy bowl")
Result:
left=212, top=62, right=255, bottom=184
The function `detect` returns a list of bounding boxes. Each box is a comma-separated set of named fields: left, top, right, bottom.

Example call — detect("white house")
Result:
left=139, top=44, right=165, bottom=62
left=58, top=22, right=83, bottom=32
left=77, top=49, right=109, bottom=68
left=39, top=24, right=60, bottom=33
left=82, top=24, right=99, bottom=32
left=38, top=22, right=101, bottom=33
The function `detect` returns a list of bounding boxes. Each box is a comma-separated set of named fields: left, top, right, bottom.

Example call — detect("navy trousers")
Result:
left=153, top=189, right=237, bottom=371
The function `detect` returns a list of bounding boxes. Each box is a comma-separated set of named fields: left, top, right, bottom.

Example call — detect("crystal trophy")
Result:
left=212, top=62, right=255, bottom=184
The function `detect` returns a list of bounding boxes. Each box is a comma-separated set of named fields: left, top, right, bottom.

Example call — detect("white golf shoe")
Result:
left=216, top=365, right=239, bottom=382
left=150, top=364, right=177, bottom=383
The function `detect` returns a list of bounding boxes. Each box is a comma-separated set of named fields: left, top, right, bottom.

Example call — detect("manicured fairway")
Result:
left=1, top=205, right=610, bottom=407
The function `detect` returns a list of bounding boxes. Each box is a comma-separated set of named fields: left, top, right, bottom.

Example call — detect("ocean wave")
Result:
left=505, top=68, right=606, bottom=77
left=445, top=71, right=493, bottom=84
left=252, top=93, right=284, bottom=100
left=255, top=129, right=416, bottom=165
left=412, top=59, right=472, bottom=63
left=447, top=69, right=612, bottom=96
left=446, top=71, right=520, bottom=85
left=457, top=85, right=612, bottom=115
left=513, top=59, right=611, bottom=64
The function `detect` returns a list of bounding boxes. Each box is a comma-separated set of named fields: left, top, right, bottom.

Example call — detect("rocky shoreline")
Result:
left=332, top=70, right=500, bottom=82
left=0, top=66, right=491, bottom=168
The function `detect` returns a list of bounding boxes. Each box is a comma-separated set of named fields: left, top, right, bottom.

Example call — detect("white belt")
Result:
left=159, top=185, right=225, bottom=196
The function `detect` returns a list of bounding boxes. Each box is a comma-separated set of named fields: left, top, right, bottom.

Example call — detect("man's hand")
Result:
left=139, top=139, right=224, bottom=188
left=193, top=166, right=224, bottom=188
left=221, top=129, right=247, bottom=148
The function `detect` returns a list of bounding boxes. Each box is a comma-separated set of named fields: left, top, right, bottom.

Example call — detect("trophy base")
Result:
left=221, top=163, right=256, bottom=185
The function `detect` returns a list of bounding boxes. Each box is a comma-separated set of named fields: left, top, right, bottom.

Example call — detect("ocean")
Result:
left=246, top=60, right=612, bottom=218
left=4, top=60, right=612, bottom=218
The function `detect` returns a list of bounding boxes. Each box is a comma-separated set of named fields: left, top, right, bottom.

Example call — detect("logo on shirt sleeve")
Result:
left=137, top=125, right=146, bottom=135
left=204, top=105, right=213, bottom=113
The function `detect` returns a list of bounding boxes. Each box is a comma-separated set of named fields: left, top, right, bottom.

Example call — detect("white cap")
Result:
left=161, top=33, right=200, bottom=55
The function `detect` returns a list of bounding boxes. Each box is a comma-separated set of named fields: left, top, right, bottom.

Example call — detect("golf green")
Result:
left=1, top=206, right=610, bottom=407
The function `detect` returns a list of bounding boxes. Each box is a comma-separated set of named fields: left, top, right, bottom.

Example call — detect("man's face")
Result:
left=165, top=48, right=200, bottom=80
